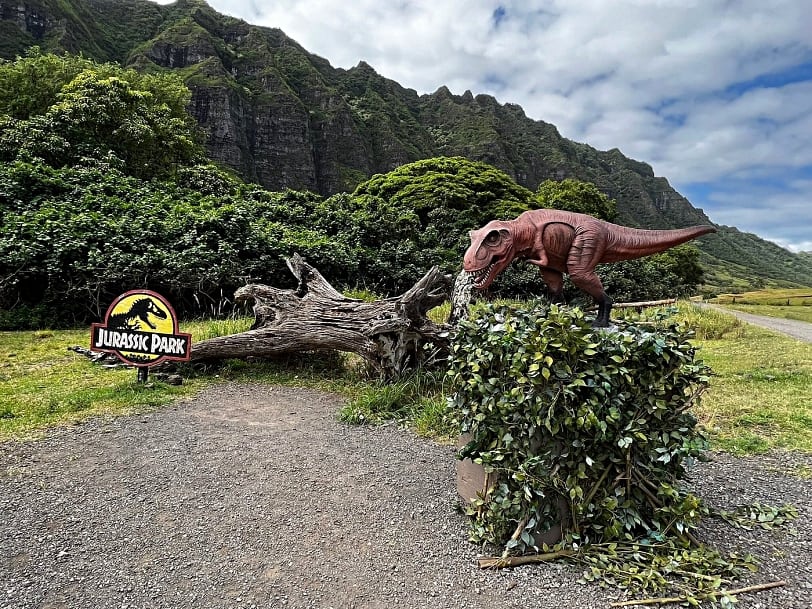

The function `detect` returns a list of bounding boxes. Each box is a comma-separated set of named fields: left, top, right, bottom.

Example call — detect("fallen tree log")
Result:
left=611, top=297, right=678, bottom=309
left=584, top=297, right=679, bottom=312
left=189, top=254, right=452, bottom=378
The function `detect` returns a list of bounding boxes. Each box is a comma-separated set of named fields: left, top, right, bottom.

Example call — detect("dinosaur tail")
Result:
left=601, top=224, right=717, bottom=263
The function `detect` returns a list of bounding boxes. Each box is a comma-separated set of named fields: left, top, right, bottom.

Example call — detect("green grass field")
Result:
left=684, top=316, right=812, bottom=454
left=1, top=303, right=810, bottom=454
left=723, top=303, right=812, bottom=324
left=711, top=288, right=812, bottom=305
left=708, top=288, right=812, bottom=323
left=0, top=319, right=354, bottom=441
left=0, top=329, right=194, bottom=439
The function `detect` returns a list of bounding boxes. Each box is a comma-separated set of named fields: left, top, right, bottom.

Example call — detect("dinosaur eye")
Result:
left=485, top=231, right=501, bottom=245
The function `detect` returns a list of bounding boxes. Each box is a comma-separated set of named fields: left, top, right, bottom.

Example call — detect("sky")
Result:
left=156, top=0, right=812, bottom=252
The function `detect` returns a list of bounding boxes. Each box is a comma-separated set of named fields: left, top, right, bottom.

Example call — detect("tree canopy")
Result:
left=0, top=49, right=202, bottom=179
left=535, top=178, right=617, bottom=221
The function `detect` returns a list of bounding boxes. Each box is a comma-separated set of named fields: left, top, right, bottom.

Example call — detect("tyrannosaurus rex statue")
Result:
left=463, top=209, right=717, bottom=327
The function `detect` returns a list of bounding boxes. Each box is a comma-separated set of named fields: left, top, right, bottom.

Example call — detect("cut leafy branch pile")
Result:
left=447, top=304, right=795, bottom=606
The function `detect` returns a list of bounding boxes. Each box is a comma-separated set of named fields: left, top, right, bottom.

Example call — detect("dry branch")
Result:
left=477, top=549, right=576, bottom=569
left=608, top=580, right=787, bottom=607
left=189, top=254, right=452, bottom=378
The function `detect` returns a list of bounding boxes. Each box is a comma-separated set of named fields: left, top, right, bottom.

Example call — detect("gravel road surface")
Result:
left=2, top=384, right=811, bottom=609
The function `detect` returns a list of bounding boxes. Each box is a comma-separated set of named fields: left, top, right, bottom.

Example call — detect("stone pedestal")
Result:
left=455, top=434, right=567, bottom=547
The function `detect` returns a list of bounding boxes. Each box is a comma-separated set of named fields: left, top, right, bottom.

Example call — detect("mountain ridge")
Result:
left=1, top=0, right=810, bottom=292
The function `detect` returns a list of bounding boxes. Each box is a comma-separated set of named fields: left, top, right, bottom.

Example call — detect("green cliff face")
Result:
left=2, top=0, right=810, bottom=291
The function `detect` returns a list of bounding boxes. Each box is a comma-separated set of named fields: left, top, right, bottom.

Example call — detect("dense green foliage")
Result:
left=535, top=178, right=617, bottom=221
left=0, top=160, right=356, bottom=327
left=599, top=245, right=706, bottom=302
left=447, top=304, right=770, bottom=604
left=347, top=157, right=536, bottom=291
left=0, top=49, right=202, bottom=179
left=449, top=304, right=711, bottom=549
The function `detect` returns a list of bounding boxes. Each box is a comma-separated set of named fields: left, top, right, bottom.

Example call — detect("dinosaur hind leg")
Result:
left=566, top=232, right=612, bottom=327
left=569, top=269, right=613, bottom=327
left=540, top=268, right=565, bottom=303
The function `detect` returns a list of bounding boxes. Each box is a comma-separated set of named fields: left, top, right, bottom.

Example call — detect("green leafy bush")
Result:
left=448, top=304, right=711, bottom=550
left=445, top=304, right=778, bottom=604
left=348, top=156, right=536, bottom=292
left=0, top=159, right=358, bottom=327
left=0, top=50, right=202, bottom=179
left=598, top=244, right=706, bottom=302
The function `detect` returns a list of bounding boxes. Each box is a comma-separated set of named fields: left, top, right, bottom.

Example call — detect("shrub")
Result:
left=0, top=160, right=358, bottom=327
left=444, top=305, right=782, bottom=604
left=448, top=303, right=711, bottom=551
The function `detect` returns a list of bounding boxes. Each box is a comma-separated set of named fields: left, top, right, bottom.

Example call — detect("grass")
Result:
left=707, top=287, right=812, bottom=323
left=711, top=287, right=812, bottom=306
left=2, top=302, right=810, bottom=455
left=0, top=329, right=200, bottom=440
left=671, top=303, right=812, bottom=455
left=723, top=303, right=812, bottom=324
left=338, top=368, right=456, bottom=441
left=0, top=317, right=350, bottom=441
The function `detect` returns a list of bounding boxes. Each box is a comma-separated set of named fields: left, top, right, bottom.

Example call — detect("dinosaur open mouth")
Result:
left=467, top=260, right=499, bottom=289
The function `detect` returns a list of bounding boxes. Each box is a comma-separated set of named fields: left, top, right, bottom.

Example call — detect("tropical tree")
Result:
left=535, top=178, right=617, bottom=221
left=0, top=49, right=202, bottom=178
left=344, top=156, right=535, bottom=291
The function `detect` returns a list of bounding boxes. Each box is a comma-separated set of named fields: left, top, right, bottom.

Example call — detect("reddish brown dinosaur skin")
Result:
left=463, top=209, right=717, bottom=327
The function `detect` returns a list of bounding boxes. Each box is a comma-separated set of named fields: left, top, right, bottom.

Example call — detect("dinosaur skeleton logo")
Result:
left=91, top=290, right=191, bottom=366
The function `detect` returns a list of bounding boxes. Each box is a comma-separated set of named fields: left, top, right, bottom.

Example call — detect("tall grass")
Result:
left=668, top=302, right=812, bottom=454
left=339, top=368, right=456, bottom=440
left=673, top=304, right=747, bottom=339
left=184, top=315, right=254, bottom=341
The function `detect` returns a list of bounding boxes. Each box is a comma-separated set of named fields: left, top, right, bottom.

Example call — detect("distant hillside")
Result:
left=2, top=0, right=811, bottom=293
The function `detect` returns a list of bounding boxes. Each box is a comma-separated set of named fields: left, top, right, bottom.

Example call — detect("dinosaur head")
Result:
left=463, top=221, right=517, bottom=289
left=135, top=298, right=168, bottom=329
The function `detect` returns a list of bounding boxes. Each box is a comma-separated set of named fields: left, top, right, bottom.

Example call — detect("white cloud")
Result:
left=696, top=178, right=812, bottom=252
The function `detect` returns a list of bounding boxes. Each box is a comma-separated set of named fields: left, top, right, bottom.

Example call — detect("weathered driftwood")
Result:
left=611, top=297, right=678, bottom=309
left=189, top=254, right=452, bottom=378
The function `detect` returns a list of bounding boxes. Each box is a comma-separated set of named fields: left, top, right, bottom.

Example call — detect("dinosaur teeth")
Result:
left=467, top=262, right=495, bottom=288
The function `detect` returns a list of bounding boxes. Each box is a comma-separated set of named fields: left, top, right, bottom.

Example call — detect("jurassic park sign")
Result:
left=91, top=290, right=191, bottom=366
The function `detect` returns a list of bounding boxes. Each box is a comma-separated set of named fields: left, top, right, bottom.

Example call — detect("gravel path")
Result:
left=694, top=303, right=812, bottom=343
left=2, top=383, right=811, bottom=609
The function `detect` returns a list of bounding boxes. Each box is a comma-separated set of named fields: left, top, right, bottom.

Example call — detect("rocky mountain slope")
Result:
left=2, top=0, right=810, bottom=292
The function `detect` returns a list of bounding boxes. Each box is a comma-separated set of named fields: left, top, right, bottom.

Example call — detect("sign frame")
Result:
left=91, top=290, right=192, bottom=370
